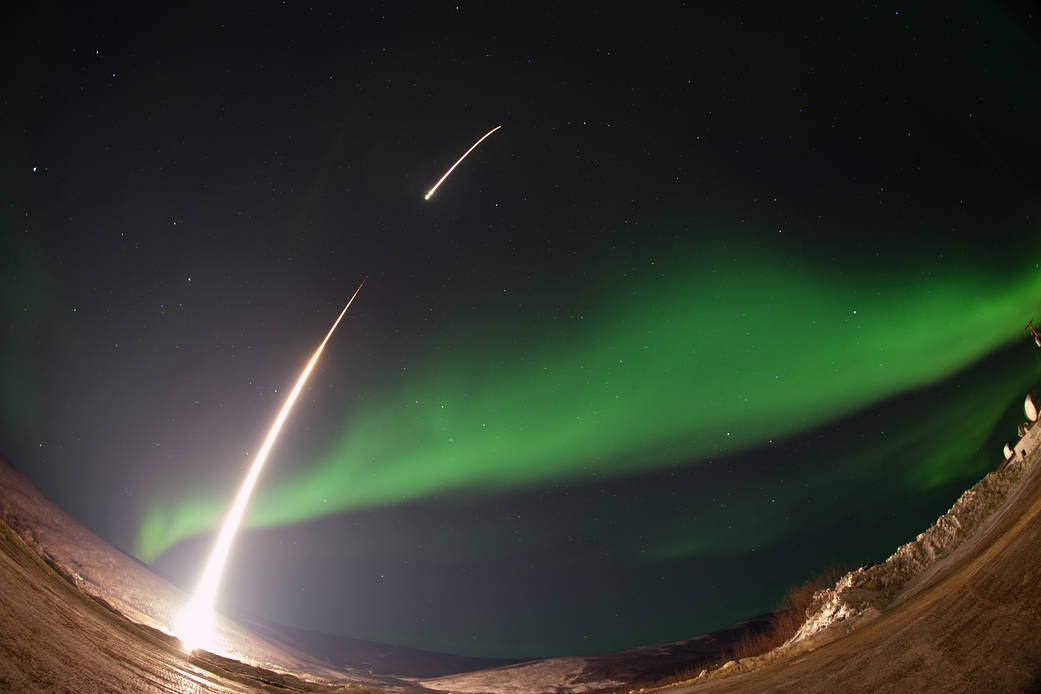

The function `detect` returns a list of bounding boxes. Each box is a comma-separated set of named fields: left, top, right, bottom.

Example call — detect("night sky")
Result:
left=3, top=1, right=1041, bottom=659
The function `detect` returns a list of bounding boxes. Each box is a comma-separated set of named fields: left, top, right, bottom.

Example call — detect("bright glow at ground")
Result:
left=174, top=280, right=366, bottom=653
left=176, top=594, right=216, bottom=653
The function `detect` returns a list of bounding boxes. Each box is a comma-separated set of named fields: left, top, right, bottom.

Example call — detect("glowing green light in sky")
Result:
left=645, top=342, right=1041, bottom=560
left=137, top=240, right=1041, bottom=562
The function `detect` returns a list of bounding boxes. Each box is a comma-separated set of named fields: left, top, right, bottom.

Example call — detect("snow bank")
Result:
left=791, top=449, right=1040, bottom=643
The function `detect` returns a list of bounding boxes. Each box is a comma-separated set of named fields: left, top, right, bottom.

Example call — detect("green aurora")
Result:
left=645, top=339, right=1041, bottom=561
left=137, top=240, right=1041, bottom=562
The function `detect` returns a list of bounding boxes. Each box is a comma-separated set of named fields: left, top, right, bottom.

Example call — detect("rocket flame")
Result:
left=424, top=125, right=502, bottom=200
left=176, top=278, right=367, bottom=653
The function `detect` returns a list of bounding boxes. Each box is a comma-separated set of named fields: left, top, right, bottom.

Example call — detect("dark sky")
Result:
left=3, top=1, right=1041, bottom=658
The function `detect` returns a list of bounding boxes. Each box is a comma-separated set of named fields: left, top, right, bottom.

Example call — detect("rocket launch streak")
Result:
left=424, top=125, right=502, bottom=200
left=176, top=278, right=367, bottom=653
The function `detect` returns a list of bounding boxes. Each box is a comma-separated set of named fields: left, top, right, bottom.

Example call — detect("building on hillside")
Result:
left=1001, top=392, right=1041, bottom=469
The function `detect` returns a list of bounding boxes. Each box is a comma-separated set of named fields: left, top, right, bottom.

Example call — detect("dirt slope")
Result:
left=666, top=448, right=1041, bottom=693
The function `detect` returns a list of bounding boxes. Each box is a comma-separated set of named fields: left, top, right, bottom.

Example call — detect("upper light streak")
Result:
left=176, top=278, right=367, bottom=653
left=424, top=125, right=502, bottom=200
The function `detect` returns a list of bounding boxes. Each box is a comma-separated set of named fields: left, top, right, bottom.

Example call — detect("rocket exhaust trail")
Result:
left=424, top=125, right=502, bottom=200
left=176, top=278, right=367, bottom=653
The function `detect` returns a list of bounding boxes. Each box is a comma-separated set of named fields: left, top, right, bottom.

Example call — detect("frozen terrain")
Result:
left=792, top=445, right=1041, bottom=644
left=654, top=442, right=1041, bottom=692
left=0, top=460, right=511, bottom=691
left=0, top=459, right=768, bottom=692
left=3, top=436, right=1041, bottom=693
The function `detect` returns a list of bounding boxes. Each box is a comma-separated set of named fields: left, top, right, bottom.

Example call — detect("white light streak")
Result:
left=176, top=278, right=367, bottom=653
left=424, top=125, right=502, bottom=200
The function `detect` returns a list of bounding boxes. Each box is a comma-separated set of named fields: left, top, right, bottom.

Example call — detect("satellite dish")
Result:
left=1026, top=393, right=1038, bottom=423
left=1004, top=443, right=1014, bottom=460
